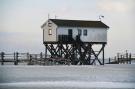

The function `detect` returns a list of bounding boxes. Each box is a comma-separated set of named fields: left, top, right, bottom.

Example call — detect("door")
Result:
left=68, top=29, right=72, bottom=37
left=68, top=29, right=72, bottom=41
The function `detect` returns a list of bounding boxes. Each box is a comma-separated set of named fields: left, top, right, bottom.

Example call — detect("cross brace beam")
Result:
left=44, top=42, right=106, bottom=65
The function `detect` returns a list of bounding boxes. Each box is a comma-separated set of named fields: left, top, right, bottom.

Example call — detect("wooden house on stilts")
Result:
left=41, top=19, right=109, bottom=65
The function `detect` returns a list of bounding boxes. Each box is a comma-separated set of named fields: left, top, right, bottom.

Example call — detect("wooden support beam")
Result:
left=88, top=44, right=92, bottom=65
left=44, top=42, right=106, bottom=65
left=90, top=44, right=105, bottom=65
left=102, top=44, right=105, bottom=65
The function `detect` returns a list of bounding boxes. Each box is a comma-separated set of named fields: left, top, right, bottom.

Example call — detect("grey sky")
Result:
left=0, top=0, right=135, bottom=58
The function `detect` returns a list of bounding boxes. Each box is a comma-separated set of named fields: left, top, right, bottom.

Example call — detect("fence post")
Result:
left=114, top=56, right=117, bottom=64
left=109, top=57, right=111, bottom=64
left=35, top=54, right=37, bottom=64
left=30, top=55, right=32, bottom=64
left=117, top=53, right=119, bottom=64
left=121, top=55, right=123, bottom=64
left=129, top=53, right=131, bottom=64
left=14, top=52, right=15, bottom=65
left=40, top=52, right=43, bottom=65
left=126, top=52, right=128, bottom=64
left=1, top=52, right=5, bottom=65
left=14, top=52, right=18, bottom=65
left=40, top=52, right=43, bottom=59
left=16, top=52, right=19, bottom=65
left=27, top=52, right=29, bottom=60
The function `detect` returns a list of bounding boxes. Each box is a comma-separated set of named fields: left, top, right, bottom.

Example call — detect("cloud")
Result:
left=98, top=0, right=135, bottom=13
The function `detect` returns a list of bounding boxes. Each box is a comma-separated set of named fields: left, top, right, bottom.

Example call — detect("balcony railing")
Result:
left=58, top=35, right=73, bottom=42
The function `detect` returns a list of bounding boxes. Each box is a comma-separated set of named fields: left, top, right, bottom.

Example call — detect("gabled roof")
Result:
left=49, top=19, right=109, bottom=28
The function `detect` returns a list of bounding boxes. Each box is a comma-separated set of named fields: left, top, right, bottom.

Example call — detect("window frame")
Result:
left=48, top=29, right=52, bottom=35
left=78, top=29, right=82, bottom=36
left=83, top=29, right=87, bottom=36
left=48, top=23, right=52, bottom=27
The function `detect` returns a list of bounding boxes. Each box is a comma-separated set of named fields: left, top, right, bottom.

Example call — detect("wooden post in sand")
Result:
left=1, top=52, right=5, bottom=65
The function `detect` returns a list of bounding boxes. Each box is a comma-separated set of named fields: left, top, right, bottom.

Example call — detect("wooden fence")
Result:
left=107, top=53, right=135, bottom=64
left=0, top=52, right=70, bottom=65
left=0, top=52, right=44, bottom=65
left=1, top=51, right=135, bottom=65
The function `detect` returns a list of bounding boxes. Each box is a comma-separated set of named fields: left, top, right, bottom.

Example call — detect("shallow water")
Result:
left=0, top=64, right=135, bottom=89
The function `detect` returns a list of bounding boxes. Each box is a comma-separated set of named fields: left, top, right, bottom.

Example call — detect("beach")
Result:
left=0, top=64, right=135, bottom=89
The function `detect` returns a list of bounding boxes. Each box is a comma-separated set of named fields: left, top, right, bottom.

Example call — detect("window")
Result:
left=48, top=29, right=52, bottom=35
left=48, top=23, right=52, bottom=27
left=83, top=29, right=87, bottom=36
left=78, top=29, right=82, bottom=35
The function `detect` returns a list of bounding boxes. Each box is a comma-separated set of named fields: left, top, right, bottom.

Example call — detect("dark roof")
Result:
left=50, top=19, right=109, bottom=28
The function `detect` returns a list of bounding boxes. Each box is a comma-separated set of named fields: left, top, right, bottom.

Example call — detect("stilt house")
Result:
left=41, top=19, right=109, bottom=65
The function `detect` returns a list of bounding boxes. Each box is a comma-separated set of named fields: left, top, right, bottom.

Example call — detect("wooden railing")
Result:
left=0, top=52, right=70, bottom=65
left=107, top=53, right=135, bottom=64
left=58, top=35, right=74, bottom=42
left=0, top=52, right=45, bottom=65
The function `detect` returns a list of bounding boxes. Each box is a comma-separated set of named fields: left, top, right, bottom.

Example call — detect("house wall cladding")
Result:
left=57, top=27, right=107, bottom=42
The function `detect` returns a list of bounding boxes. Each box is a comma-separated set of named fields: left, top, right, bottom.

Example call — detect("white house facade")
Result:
left=41, top=19, right=109, bottom=43
left=57, top=27, right=107, bottom=42
left=42, top=20, right=57, bottom=42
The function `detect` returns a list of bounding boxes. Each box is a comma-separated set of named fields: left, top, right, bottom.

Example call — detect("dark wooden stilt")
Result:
left=45, top=44, right=47, bottom=65
left=102, top=44, right=105, bottom=65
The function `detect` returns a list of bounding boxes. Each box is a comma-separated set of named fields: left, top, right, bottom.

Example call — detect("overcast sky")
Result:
left=0, top=0, right=135, bottom=58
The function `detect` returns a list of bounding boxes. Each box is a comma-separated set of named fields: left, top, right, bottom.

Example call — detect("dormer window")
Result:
left=48, top=23, right=52, bottom=27
left=48, top=29, right=52, bottom=35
